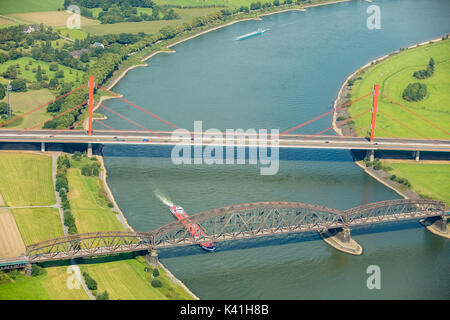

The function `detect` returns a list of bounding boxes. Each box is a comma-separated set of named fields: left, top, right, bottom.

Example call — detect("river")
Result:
left=97, top=0, right=450, bottom=299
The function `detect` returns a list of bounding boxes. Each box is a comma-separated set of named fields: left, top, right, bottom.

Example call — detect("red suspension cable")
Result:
left=280, top=92, right=372, bottom=136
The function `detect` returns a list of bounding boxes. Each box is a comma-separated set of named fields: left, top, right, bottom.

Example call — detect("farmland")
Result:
left=0, top=152, right=55, bottom=206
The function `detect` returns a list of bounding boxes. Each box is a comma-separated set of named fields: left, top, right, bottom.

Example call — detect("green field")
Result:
left=82, top=7, right=223, bottom=35
left=0, top=0, right=64, bottom=14
left=12, top=207, right=64, bottom=245
left=0, top=267, right=89, bottom=300
left=0, top=89, right=56, bottom=129
left=67, top=159, right=125, bottom=233
left=0, top=152, right=55, bottom=206
left=383, top=161, right=450, bottom=206
left=348, top=39, right=450, bottom=140
left=79, top=255, right=194, bottom=300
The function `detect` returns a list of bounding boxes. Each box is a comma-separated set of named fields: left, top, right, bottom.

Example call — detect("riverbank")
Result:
left=95, top=149, right=200, bottom=300
left=332, top=36, right=450, bottom=206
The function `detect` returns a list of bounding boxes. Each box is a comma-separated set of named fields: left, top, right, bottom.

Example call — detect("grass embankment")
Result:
left=0, top=152, right=55, bottom=206
left=79, top=255, right=194, bottom=300
left=348, top=39, right=450, bottom=140
left=381, top=161, right=450, bottom=206
left=67, top=155, right=125, bottom=233
left=347, top=39, right=450, bottom=205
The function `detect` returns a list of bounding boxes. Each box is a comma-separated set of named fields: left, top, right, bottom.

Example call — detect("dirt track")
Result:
left=0, top=208, right=26, bottom=259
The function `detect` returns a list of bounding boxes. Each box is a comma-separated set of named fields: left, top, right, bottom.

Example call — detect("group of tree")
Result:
left=81, top=160, right=101, bottom=177
left=413, top=57, right=434, bottom=79
left=82, top=271, right=98, bottom=291
left=56, top=155, right=78, bottom=234
left=402, top=82, right=427, bottom=102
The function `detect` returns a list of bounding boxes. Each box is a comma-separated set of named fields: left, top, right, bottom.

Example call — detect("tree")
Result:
left=49, top=63, right=59, bottom=71
left=0, top=102, right=8, bottom=115
left=82, top=272, right=98, bottom=291
left=80, top=52, right=90, bottom=63
left=0, top=85, right=5, bottom=100
left=402, top=82, right=427, bottom=102
left=96, top=291, right=109, bottom=300
left=10, top=79, right=27, bottom=92
left=36, top=65, right=43, bottom=82
left=49, top=78, right=59, bottom=90
left=151, top=279, right=162, bottom=288
left=3, top=65, right=17, bottom=79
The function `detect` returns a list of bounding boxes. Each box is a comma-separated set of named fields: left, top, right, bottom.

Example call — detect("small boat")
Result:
left=234, top=28, right=268, bottom=41
left=169, top=205, right=216, bottom=252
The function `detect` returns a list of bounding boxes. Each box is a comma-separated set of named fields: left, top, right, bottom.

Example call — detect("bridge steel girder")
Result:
left=25, top=199, right=445, bottom=263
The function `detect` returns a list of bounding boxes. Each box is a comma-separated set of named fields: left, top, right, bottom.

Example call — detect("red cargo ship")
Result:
left=169, top=206, right=216, bottom=252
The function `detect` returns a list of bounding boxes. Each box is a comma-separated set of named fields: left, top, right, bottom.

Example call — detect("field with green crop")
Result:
left=12, top=207, right=64, bottom=245
left=79, top=255, right=194, bottom=300
left=0, top=0, right=64, bottom=15
left=0, top=152, right=55, bottom=206
left=348, top=39, right=450, bottom=140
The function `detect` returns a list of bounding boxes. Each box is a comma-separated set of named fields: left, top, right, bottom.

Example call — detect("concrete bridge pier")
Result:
left=24, top=263, right=32, bottom=276
left=366, top=149, right=375, bottom=162
left=422, top=215, right=449, bottom=239
left=145, top=248, right=158, bottom=267
left=87, top=143, right=92, bottom=157
left=41, top=142, right=45, bottom=152
left=320, top=227, right=363, bottom=255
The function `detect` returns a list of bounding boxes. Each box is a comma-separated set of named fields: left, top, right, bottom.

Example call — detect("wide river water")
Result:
left=98, top=0, right=450, bottom=299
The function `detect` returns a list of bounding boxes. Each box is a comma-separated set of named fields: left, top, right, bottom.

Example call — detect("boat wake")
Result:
left=153, top=187, right=174, bottom=207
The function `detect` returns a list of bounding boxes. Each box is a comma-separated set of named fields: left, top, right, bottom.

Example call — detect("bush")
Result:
left=402, top=83, right=427, bottom=102
left=413, top=58, right=434, bottom=79
left=151, top=279, right=162, bottom=288
left=31, top=264, right=45, bottom=277
left=96, top=290, right=109, bottom=300
left=55, top=176, right=68, bottom=192
left=83, top=272, right=98, bottom=291
left=72, top=151, right=82, bottom=161
left=10, top=79, right=27, bottom=92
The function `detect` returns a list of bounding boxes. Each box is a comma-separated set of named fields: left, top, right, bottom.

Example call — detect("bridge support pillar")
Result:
left=366, top=149, right=375, bottom=162
left=145, top=248, right=158, bottom=267
left=414, top=151, right=420, bottom=162
left=319, top=227, right=363, bottom=255
left=41, top=142, right=45, bottom=153
left=24, top=263, right=32, bottom=276
left=421, top=215, right=449, bottom=239
left=87, top=143, right=92, bottom=157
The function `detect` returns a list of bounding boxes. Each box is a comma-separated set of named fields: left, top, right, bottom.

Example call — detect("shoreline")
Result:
left=96, top=150, right=200, bottom=300
left=331, top=36, right=448, bottom=201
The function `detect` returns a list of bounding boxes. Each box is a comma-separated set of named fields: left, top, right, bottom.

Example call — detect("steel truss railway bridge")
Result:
left=20, top=199, right=447, bottom=265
